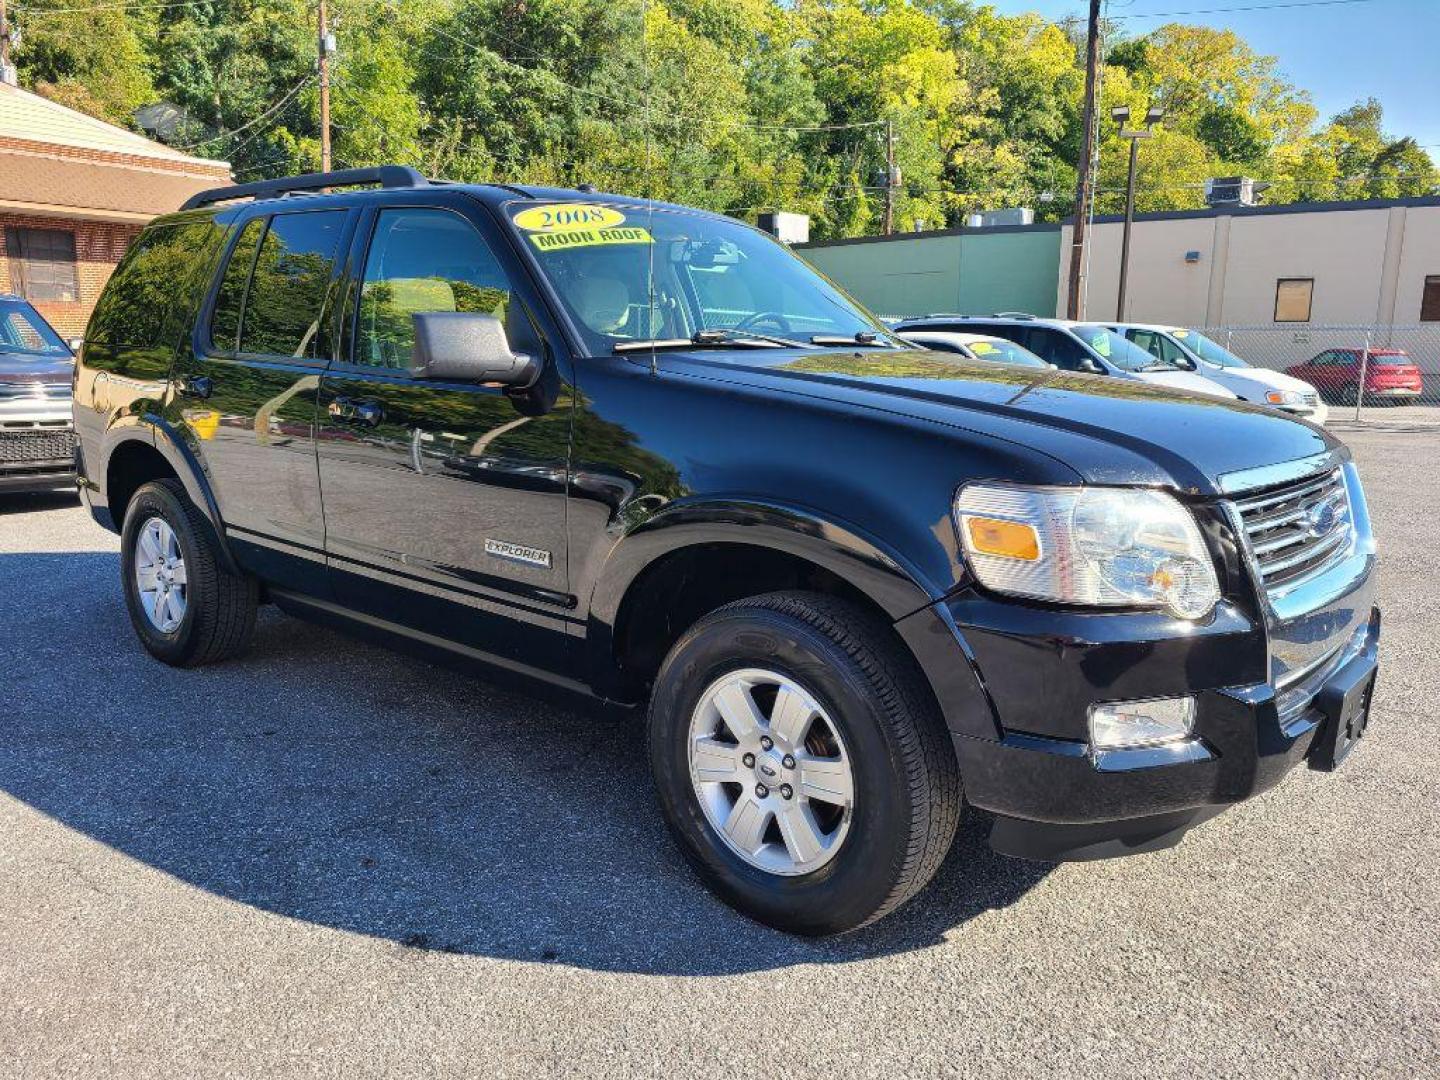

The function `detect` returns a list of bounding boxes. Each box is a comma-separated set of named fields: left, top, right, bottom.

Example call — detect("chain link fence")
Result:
left=1202, top=324, right=1440, bottom=426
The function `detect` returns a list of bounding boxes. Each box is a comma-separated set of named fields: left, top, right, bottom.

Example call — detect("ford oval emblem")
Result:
left=1306, top=500, right=1338, bottom=539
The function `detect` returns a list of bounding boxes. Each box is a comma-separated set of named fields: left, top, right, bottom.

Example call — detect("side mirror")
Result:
left=410, top=312, right=538, bottom=386
left=1079, top=357, right=1104, bottom=374
left=68, top=338, right=83, bottom=354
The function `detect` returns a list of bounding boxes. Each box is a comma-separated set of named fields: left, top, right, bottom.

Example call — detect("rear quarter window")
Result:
left=86, top=218, right=224, bottom=357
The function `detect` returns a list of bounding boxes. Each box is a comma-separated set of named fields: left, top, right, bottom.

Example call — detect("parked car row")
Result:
left=64, top=167, right=1380, bottom=935
left=894, top=313, right=1427, bottom=420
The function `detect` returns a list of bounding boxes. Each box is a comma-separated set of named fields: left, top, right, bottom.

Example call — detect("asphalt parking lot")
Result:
left=2, top=426, right=1436, bottom=1079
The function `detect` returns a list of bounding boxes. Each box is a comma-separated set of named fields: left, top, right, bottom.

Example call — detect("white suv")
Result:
left=1110, top=323, right=1328, bottom=425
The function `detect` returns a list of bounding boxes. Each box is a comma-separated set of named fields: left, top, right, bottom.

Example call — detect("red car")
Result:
left=1286, top=347, right=1424, bottom=405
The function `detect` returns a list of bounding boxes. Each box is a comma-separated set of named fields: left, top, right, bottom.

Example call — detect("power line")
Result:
left=1112, top=0, right=1373, bottom=18
left=173, top=73, right=314, bottom=151
left=13, top=0, right=217, bottom=15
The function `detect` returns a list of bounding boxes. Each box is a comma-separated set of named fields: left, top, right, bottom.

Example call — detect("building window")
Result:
left=1274, top=278, right=1313, bottom=323
left=5, top=226, right=79, bottom=302
left=1422, top=276, right=1440, bottom=322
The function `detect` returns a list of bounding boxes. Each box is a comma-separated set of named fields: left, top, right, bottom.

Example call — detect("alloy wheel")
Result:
left=687, top=667, right=855, bottom=876
left=134, top=516, right=188, bottom=634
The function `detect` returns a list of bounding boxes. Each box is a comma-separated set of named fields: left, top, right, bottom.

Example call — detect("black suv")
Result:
left=74, top=168, right=1380, bottom=934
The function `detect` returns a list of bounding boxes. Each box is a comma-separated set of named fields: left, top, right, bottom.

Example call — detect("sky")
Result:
left=992, top=0, right=1440, bottom=152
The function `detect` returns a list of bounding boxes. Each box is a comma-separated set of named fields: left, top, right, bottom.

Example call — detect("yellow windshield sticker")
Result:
left=1088, top=332, right=1111, bottom=357
left=970, top=341, right=998, bottom=355
left=1174, top=329, right=1190, bottom=338
left=529, top=226, right=653, bottom=252
left=513, top=204, right=627, bottom=233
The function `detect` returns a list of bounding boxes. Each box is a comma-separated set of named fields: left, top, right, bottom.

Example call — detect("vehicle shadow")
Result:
left=0, top=550, right=1054, bottom=975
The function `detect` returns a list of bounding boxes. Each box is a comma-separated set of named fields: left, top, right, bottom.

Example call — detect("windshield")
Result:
left=1177, top=328, right=1249, bottom=368
left=0, top=299, right=69, bottom=358
left=1072, top=324, right=1166, bottom=372
left=505, top=202, right=887, bottom=355
left=959, top=337, right=1048, bottom=368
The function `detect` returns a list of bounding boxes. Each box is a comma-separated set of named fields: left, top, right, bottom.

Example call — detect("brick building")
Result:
left=0, top=81, right=231, bottom=337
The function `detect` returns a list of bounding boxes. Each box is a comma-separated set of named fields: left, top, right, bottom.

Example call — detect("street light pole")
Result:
left=1112, top=105, right=1163, bottom=322
left=1117, top=135, right=1140, bottom=321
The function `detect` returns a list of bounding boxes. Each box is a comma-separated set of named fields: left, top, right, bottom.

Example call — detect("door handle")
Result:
left=328, top=395, right=384, bottom=428
left=178, top=375, right=213, bottom=400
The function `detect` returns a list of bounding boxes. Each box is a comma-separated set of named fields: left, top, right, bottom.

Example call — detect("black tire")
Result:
left=648, top=591, right=962, bottom=935
left=120, top=478, right=258, bottom=667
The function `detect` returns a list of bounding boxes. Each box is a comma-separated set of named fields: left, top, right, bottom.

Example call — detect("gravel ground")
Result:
left=1, top=427, right=1436, bottom=1079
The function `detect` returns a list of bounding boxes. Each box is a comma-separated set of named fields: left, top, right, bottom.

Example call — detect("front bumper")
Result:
left=895, top=494, right=1378, bottom=862
left=954, top=609, right=1378, bottom=859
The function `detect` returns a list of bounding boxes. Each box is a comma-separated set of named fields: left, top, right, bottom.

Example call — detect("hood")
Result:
left=1132, top=368, right=1237, bottom=399
left=678, top=348, right=1337, bottom=495
left=1214, top=365, right=1314, bottom=394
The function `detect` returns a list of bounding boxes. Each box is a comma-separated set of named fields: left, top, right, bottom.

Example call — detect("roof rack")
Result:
left=180, top=165, right=429, bottom=211
left=990, top=312, right=1038, bottom=320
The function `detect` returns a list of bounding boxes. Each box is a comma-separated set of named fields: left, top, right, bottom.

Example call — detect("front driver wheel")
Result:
left=648, top=591, right=961, bottom=935
left=120, top=479, right=258, bottom=667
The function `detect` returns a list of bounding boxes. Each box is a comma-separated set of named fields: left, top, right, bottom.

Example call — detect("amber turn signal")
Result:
left=963, top=516, right=1041, bottom=561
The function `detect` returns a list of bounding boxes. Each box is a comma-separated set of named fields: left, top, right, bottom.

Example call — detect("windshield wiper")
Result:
left=693, top=327, right=816, bottom=349
left=809, top=331, right=894, bottom=347
left=613, top=327, right=820, bottom=354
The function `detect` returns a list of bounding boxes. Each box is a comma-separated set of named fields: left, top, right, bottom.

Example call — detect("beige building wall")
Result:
left=1055, top=216, right=1219, bottom=325
left=1056, top=202, right=1440, bottom=334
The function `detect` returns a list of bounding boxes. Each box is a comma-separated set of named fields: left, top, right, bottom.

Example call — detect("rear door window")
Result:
left=237, top=211, right=347, bottom=360
left=209, top=218, right=265, bottom=352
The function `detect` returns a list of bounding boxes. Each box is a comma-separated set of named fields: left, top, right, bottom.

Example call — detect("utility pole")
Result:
left=317, top=0, right=332, bottom=172
left=883, top=120, right=897, bottom=236
left=1113, top=105, right=1163, bottom=321
left=1065, top=0, right=1102, bottom=319
left=1, top=0, right=17, bottom=87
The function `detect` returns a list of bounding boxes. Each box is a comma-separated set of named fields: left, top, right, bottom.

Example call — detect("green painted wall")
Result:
left=798, top=228, right=1062, bottom=320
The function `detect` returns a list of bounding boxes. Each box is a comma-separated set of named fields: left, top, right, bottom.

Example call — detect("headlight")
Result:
left=954, top=483, right=1221, bottom=619
left=1265, top=389, right=1304, bottom=406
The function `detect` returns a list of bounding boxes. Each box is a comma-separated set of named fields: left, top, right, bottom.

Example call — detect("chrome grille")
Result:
left=1232, top=468, right=1353, bottom=593
left=0, top=381, right=71, bottom=402
left=0, top=429, right=76, bottom=465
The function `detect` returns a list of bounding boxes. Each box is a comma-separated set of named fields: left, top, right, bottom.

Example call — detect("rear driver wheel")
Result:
left=120, top=479, right=258, bottom=666
left=648, top=591, right=961, bottom=935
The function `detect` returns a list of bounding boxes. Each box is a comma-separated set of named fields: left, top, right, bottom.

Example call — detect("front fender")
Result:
left=588, top=497, right=937, bottom=628
left=582, top=498, right=1000, bottom=739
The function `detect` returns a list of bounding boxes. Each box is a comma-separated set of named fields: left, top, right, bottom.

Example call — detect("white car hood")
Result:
left=1216, top=366, right=1314, bottom=395
left=1135, top=369, right=1238, bottom=399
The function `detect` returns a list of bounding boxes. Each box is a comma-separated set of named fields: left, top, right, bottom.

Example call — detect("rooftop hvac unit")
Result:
left=757, top=211, right=810, bottom=245
left=965, top=208, right=1035, bottom=228
left=1204, top=177, right=1269, bottom=208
